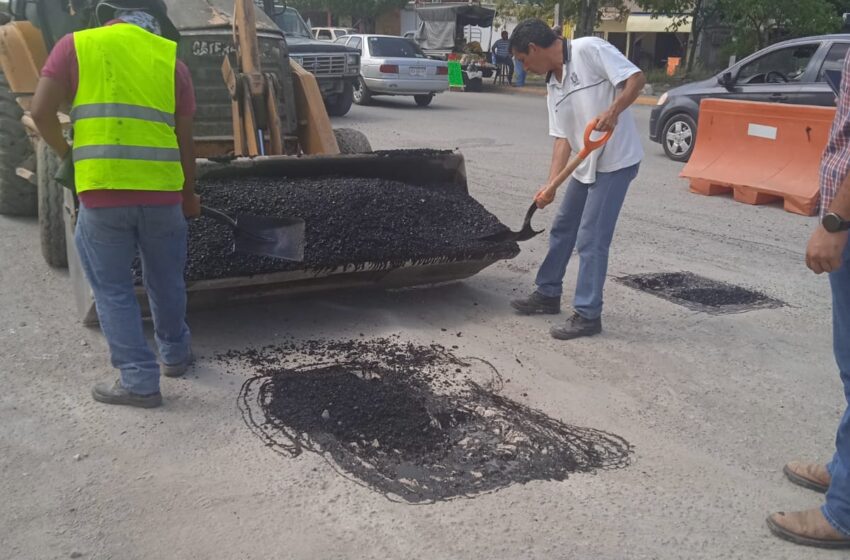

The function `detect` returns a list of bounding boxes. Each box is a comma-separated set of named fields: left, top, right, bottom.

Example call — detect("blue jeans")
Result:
left=514, top=57, right=526, bottom=86
left=824, top=242, right=850, bottom=535
left=75, top=204, right=191, bottom=395
left=535, top=163, right=639, bottom=319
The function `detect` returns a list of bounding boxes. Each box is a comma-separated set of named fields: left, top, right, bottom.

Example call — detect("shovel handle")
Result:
left=578, top=119, right=614, bottom=159
left=543, top=120, right=615, bottom=199
left=201, top=205, right=238, bottom=229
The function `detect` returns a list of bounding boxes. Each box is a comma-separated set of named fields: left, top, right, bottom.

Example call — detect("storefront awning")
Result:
left=626, top=14, right=691, bottom=34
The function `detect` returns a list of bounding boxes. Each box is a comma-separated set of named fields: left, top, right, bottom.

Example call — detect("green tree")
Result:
left=637, top=0, right=720, bottom=73
left=285, top=0, right=410, bottom=32
left=493, top=0, right=625, bottom=35
left=717, top=0, right=840, bottom=54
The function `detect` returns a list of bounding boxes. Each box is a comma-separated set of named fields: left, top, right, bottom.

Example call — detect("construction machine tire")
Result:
left=326, top=82, right=354, bottom=117
left=36, top=140, right=68, bottom=268
left=0, top=71, right=36, bottom=216
left=333, top=128, right=372, bottom=154
left=353, top=77, right=372, bottom=106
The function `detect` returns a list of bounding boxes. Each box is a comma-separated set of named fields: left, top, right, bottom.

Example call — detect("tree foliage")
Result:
left=285, top=0, right=410, bottom=31
left=717, top=0, right=840, bottom=53
left=493, top=0, right=625, bottom=33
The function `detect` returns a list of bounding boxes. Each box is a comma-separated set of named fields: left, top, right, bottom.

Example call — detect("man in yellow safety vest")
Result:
left=31, top=0, right=199, bottom=408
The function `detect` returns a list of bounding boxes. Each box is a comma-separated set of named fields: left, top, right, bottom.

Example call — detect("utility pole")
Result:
left=575, top=0, right=599, bottom=38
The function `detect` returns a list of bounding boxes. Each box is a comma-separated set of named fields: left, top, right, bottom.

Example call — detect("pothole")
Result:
left=618, top=272, right=783, bottom=314
left=218, top=337, right=633, bottom=503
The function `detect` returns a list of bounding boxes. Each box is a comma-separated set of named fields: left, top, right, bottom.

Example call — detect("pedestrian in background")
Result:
left=508, top=18, right=645, bottom=340
left=767, top=49, right=850, bottom=549
left=492, top=30, right=514, bottom=84
left=31, top=0, right=199, bottom=408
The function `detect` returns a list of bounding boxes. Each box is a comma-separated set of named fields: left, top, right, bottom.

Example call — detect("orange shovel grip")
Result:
left=577, top=119, right=613, bottom=159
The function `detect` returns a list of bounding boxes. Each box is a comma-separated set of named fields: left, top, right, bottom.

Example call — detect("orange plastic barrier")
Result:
left=679, top=99, right=836, bottom=216
left=666, top=57, right=681, bottom=76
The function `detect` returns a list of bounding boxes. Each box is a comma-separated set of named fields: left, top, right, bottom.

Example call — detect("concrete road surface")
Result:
left=1, top=90, right=842, bottom=559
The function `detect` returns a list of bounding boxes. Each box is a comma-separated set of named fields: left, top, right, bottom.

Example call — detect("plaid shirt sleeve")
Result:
left=819, top=49, right=850, bottom=216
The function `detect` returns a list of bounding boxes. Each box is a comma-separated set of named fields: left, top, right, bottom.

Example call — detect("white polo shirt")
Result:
left=547, top=37, right=643, bottom=184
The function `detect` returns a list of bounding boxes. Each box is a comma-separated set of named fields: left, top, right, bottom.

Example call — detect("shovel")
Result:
left=479, top=120, right=613, bottom=243
left=201, top=205, right=305, bottom=262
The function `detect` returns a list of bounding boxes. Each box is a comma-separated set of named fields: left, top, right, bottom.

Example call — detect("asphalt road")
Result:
left=0, top=89, right=842, bottom=559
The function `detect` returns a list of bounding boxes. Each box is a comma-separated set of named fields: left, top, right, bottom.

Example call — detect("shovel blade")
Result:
left=233, top=215, right=305, bottom=262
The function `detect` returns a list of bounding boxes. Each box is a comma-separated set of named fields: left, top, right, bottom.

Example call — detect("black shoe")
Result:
left=511, top=292, right=561, bottom=315
left=92, top=379, right=162, bottom=408
left=160, top=351, right=195, bottom=378
left=550, top=313, right=602, bottom=340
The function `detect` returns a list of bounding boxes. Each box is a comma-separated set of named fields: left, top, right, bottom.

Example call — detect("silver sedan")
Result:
left=335, top=34, right=449, bottom=107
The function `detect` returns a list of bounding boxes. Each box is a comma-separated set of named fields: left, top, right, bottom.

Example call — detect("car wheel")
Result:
left=413, top=94, right=433, bottom=107
left=352, top=77, right=372, bottom=106
left=325, top=82, right=354, bottom=117
left=662, top=113, right=696, bottom=162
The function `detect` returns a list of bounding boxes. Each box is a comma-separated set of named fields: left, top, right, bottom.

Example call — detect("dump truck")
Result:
left=0, top=0, right=519, bottom=325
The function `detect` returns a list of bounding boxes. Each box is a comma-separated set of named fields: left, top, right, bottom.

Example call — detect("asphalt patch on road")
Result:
left=618, top=272, right=783, bottom=314
left=218, top=337, right=633, bottom=503
left=133, top=176, right=517, bottom=283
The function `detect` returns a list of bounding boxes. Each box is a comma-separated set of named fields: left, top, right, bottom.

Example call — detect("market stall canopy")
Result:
left=414, top=4, right=496, bottom=51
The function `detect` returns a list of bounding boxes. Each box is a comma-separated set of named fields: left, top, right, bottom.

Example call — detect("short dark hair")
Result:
left=509, top=19, right=557, bottom=54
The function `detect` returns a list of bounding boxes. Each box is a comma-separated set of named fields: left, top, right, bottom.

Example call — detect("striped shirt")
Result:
left=492, top=39, right=510, bottom=58
left=820, top=50, right=850, bottom=216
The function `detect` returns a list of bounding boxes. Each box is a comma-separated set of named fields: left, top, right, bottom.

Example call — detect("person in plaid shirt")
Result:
left=767, top=50, right=850, bottom=549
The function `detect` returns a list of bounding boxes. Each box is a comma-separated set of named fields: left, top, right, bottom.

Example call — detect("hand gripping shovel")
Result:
left=479, top=120, right=613, bottom=243
left=201, top=205, right=305, bottom=262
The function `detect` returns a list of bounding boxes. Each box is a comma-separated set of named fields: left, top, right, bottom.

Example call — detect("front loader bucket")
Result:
left=67, top=151, right=519, bottom=325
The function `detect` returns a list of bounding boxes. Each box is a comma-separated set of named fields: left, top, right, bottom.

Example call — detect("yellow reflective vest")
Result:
left=72, top=24, right=183, bottom=193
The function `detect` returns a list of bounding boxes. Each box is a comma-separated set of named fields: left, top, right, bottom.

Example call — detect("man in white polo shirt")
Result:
left=509, top=19, right=645, bottom=340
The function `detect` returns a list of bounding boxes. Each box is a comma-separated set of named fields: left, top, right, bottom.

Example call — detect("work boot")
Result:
left=767, top=508, right=850, bottom=549
left=784, top=461, right=831, bottom=493
left=511, top=292, right=561, bottom=315
left=160, top=352, right=195, bottom=378
left=92, top=379, right=162, bottom=408
left=550, top=313, right=602, bottom=340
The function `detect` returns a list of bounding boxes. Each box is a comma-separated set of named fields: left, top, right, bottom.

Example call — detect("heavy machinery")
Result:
left=0, top=0, right=518, bottom=324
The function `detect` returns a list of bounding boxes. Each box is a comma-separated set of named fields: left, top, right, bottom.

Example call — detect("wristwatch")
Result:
left=822, top=212, right=850, bottom=233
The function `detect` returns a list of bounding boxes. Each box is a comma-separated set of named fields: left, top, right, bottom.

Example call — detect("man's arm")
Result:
left=807, top=173, right=850, bottom=274
left=31, top=77, right=70, bottom=158
left=534, top=137, right=572, bottom=209
left=175, top=114, right=200, bottom=218
left=595, top=71, right=646, bottom=132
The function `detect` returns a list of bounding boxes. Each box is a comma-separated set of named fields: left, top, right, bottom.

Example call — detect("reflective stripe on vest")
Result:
left=71, top=103, right=176, bottom=127
left=72, top=24, right=183, bottom=194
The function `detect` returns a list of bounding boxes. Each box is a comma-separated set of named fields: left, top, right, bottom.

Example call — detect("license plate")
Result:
left=409, top=67, right=426, bottom=77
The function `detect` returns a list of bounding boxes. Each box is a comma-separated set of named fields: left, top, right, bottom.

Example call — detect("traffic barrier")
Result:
left=666, top=57, right=681, bottom=76
left=679, top=99, right=836, bottom=216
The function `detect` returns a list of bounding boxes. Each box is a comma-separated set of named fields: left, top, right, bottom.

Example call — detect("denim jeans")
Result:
left=535, top=163, right=639, bottom=319
left=75, top=204, right=191, bottom=395
left=514, top=57, right=526, bottom=86
left=824, top=242, right=850, bottom=535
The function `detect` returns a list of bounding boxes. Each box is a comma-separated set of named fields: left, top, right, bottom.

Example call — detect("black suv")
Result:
left=650, top=35, right=850, bottom=161
left=268, top=6, right=361, bottom=116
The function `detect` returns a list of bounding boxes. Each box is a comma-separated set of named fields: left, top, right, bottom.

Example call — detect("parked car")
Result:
left=650, top=35, right=850, bottom=161
left=266, top=7, right=360, bottom=116
left=335, top=34, right=449, bottom=107
left=314, top=27, right=355, bottom=42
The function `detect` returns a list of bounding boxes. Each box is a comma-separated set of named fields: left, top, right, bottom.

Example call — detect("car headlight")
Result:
left=657, top=92, right=668, bottom=106
left=346, top=53, right=359, bottom=69
left=291, top=56, right=303, bottom=67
